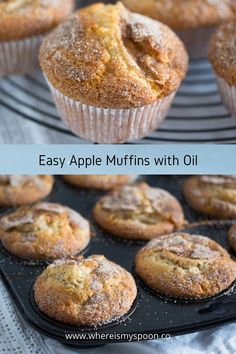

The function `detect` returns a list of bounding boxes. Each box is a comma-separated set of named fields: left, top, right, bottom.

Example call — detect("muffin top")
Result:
left=0, top=202, right=90, bottom=260
left=122, top=0, right=236, bottom=30
left=183, top=175, right=236, bottom=218
left=63, top=174, right=137, bottom=190
left=0, top=0, right=75, bottom=41
left=135, top=232, right=236, bottom=298
left=34, top=255, right=137, bottom=325
left=40, top=2, right=188, bottom=109
left=209, top=20, right=236, bottom=85
left=97, top=183, right=184, bottom=227
left=0, top=175, right=54, bottom=206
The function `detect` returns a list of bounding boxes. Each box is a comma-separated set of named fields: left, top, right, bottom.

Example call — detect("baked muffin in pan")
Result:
left=63, top=175, right=137, bottom=190
left=0, top=202, right=90, bottom=260
left=228, top=224, right=236, bottom=254
left=93, top=183, right=186, bottom=240
left=40, top=2, right=188, bottom=143
left=0, top=175, right=54, bottom=207
left=122, top=0, right=236, bottom=58
left=209, top=20, right=236, bottom=118
left=34, top=255, right=137, bottom=326
left=135, top=232, right=236, bottom=299
left=0, top=0, right=75, bottom=75
left=183, top=175, right=236, bottom=219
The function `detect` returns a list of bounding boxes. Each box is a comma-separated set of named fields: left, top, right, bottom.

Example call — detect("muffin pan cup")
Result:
left=0, top=35, right=44, bottom=76
left=1, top=176, right=236, bottom=347
left=216, top=75, right=236, bottom=118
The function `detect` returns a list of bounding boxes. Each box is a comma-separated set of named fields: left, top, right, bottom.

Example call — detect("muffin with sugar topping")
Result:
left=40, top=2, right=188, bottom=143
left=63, top=175, right=137, bottom=190
left=209, top=21, right=236, bottom=118
left=135, top=232, right=236, bottom=298
left=183, top=175, right=236, bottom=218
left=34, top=255, right=137, bottom=325
left=0, top=202, right=90, bottom=260
left=0, top=175, right=54, bottom=206
left=0, top=0, right=75, bottom=75
left=93, top=183, right=186, bottom=240
left=122, top=0, right=236, bottom=58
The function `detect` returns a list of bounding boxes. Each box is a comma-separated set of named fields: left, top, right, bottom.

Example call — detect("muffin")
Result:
left=209, top=21, right=236, bottom=118
left=34, top=255, right=137, bottom=325
left=0, top=202, right=90, bottom=260
left=0, top=0, right=75, bottom=75
left=40, top=2, right=188, bottom=144
left=122, top=0, right=236, bottom=58
left=0, top=175, right=54, bottom=206
left=135, top=232, right=236, bottom=298
left=228, top=224, right=236, bottom=254
left=183, top=175, right=236, bottom=219
left=93, top=183, right=186, bottom=240
left=63, top=175, right=137, bottom=190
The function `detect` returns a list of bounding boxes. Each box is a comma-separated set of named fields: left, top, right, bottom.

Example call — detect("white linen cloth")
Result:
left=1, top=276, right=235, bottom=354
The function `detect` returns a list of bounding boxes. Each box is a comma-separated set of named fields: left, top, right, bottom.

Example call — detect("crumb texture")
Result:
left=34, top=255, right=137, bottom=326
left=40, top=2, right=188, bottom=108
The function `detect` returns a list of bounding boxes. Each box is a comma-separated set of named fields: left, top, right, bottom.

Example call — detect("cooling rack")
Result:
left=0, top=0, right=236, bottom=144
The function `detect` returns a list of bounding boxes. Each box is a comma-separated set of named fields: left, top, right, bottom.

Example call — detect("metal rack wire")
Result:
left=1, top=58, right=236, bottom=143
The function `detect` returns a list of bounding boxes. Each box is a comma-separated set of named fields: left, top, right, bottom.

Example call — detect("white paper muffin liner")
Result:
left=0, top=35, right=44, bottom=75
left=47, top=82, right=175, bottom=144
left=176, top=26, right=216, bottom=59
left=216, top=75, right=236, bottom=118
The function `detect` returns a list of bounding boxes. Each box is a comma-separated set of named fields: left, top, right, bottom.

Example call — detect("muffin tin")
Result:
left=1, top=175, right=236, bottom=346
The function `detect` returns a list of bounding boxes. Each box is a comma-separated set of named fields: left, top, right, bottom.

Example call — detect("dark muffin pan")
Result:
left=1, top=175, right=236, bottom=346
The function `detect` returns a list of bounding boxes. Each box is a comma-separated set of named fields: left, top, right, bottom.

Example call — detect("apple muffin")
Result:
left=40, top=2, right=188, bottom=143
left=209, top=20, right=236, bottom=118
left=0, top=175, right=54, bottom=206
left=63, top=175, right=137, bottom=190
left=93, top=183, right=186, bottom=240
left=34, top=255, right=137, bottom=326
left=228, top=223, right=236, bottom=254
left=0, top=202, right=90, bottom=260
left=122, top=0, right=236, bottom=58
left=135, top=232, right=236, bottom=298
left=183, top=175, right=236, bottom=219
left=0, top=0, right=75, bottom=74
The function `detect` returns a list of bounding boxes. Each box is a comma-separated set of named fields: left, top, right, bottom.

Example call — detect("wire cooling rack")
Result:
left=1, top=59, right=236, bottom=143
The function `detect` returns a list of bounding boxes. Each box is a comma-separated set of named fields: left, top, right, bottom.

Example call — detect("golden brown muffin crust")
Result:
left=93, top=183, right=186, bottom=240
left=209, top=20, right=236, bottom=86
left=0, top=175, right=54, bottom=206
left=0, top=202, right=90, bottom=260
left=122, top=0, right=236, bottom=30
left=63, top=175, right=137, bottom=190
left=183, top=175, right=236, bottom=219
left=40, top=2, right=188, bottom=108
left=135, top=232, right=236, bottom=298
left=228, top=224, right=236, bottom=253
left=34, top=255, right=137, bottom=325
left=0, top=0, right=75, bottom=41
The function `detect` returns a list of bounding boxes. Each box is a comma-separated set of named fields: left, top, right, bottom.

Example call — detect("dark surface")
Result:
left=1, top=176, right=236, bottom=346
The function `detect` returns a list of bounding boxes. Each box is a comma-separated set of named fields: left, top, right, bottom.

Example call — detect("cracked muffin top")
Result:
left=209, top=20, right=236, bottom=86
left=183, top=175, right=236, bottom=219
left=0, top=202, right=90, bottom=260
left=40, top=2, right=188, bottom=109
left=34, top=255, right=137, bottom=325
left=135, top=232, right=236, bottom=298
left=0, top=175, right=54, bottom=206
left=122, top=0, right=236, bottom=30
left=93, top=183, right=186, bottom=240
left=0, top=0, right=75, bottom=41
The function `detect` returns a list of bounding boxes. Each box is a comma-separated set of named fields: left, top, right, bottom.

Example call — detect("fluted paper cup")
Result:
left=176, top=26, right=216, bottom=59
left=0, top=35, right=44, bottom=75
left=47, top=82, right=175, bottom=144
left=216, top=75, right=236, bottom=118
